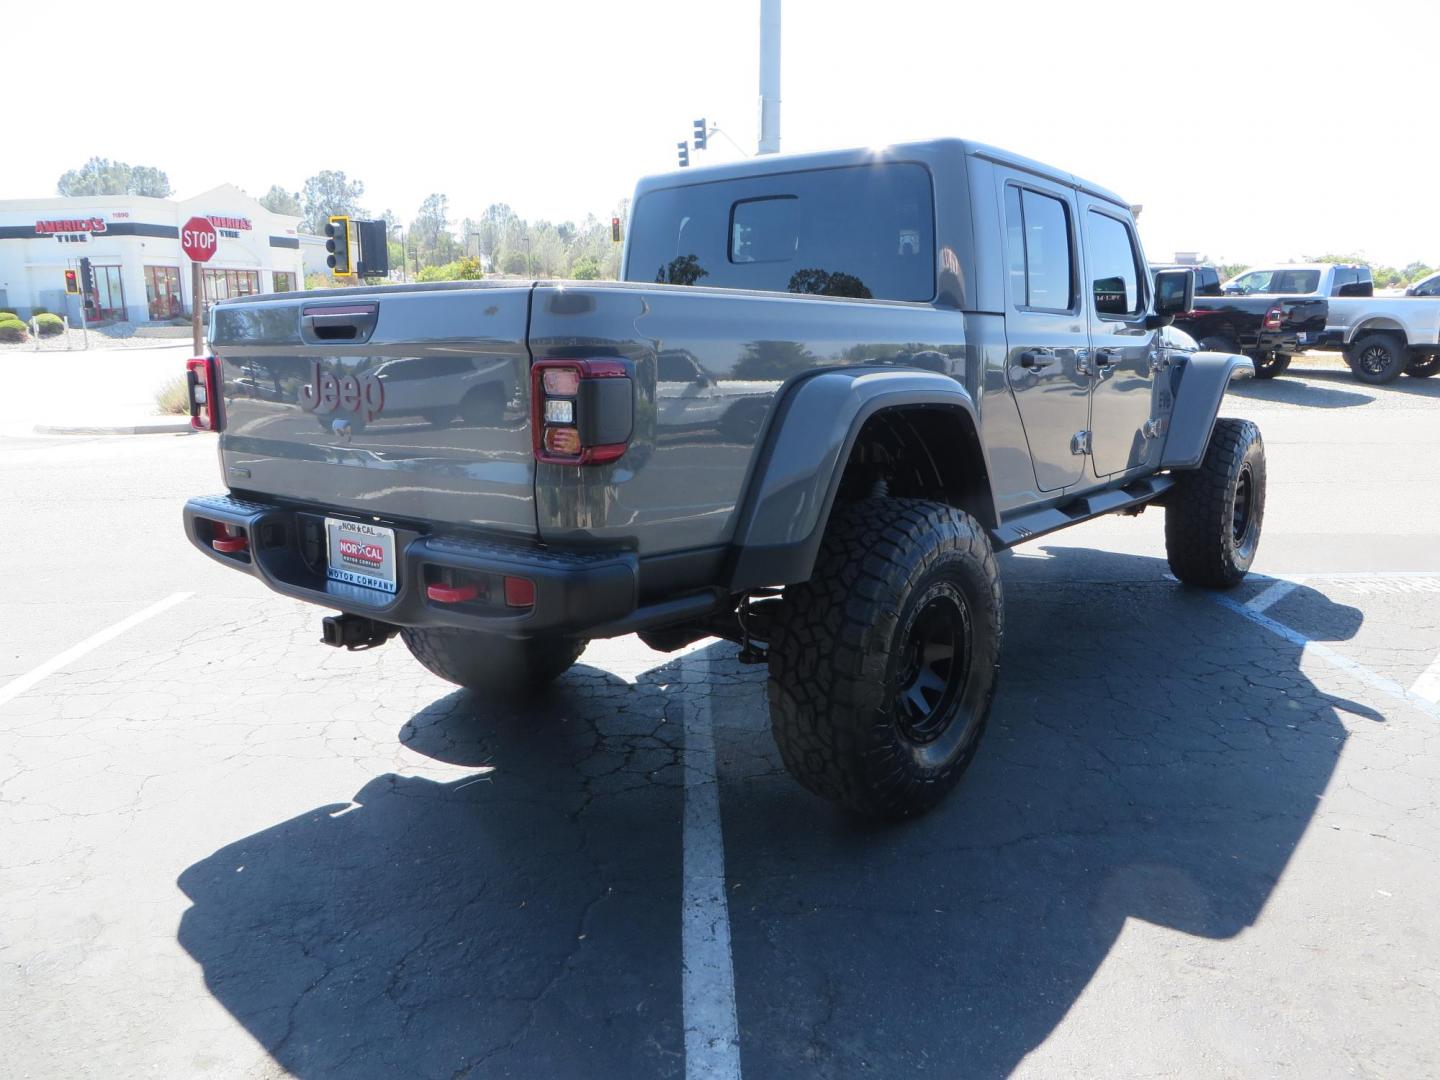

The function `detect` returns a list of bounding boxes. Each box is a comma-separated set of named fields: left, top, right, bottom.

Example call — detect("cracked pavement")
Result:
left=2, top=362, right=1439, bottom=1078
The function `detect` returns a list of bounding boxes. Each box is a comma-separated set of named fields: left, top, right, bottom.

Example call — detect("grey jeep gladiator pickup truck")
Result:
left=183, top=139, right=1263, bottom=819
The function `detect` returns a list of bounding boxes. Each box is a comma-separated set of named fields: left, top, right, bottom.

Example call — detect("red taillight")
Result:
left=1262, top=304, right=1284, bottom=332
left=503, top=575, right=536, bottom=608
left=532, top=358, right=633, bottom=466
left=186, top=356, right=221, bottom=431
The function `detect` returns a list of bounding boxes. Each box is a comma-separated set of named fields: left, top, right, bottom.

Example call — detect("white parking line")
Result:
left=0, top=592, right=192, bottom=710
left=1212, top=593, right=1440, bottom=722
left=1245, top=577, right=1303, bottom=612
left=680, top=647, right=742, bottom=1080
left=1412, top=653, right=1440, bottom=705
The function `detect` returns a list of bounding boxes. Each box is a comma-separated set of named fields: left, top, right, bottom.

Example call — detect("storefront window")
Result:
left=272, top=271, right=294, bottom=293
left=93, top=265, right=126, bottom=322
left=201, top=269, right=261, bottom=313
left=145, top=266, right=183, bottom=320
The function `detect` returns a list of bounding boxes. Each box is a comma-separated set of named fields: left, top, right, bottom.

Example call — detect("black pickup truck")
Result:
left=183, top=139, right=1262, bottom=819
left=1171, top=288, right=1327, bottom=379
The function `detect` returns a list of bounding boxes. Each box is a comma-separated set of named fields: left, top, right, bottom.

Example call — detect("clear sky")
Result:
left=10, top=0, right=1438, bottom=267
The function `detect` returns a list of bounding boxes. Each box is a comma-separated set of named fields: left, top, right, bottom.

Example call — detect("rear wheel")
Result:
left=1247, top=351, right=1291, bottom=379
left=1347, top=333, right=1408, bottom=385
left=401, top=628, right=587, bottom=697
left=766, top=498, right=1003, bottom=820
left=1165, top=418, right=1266, bottom=588
left=1404, top=354, right=1439, bottom=378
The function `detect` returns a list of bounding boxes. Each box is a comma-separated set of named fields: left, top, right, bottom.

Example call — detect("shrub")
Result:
left=0, top=318, right=28, bottom=342
left=570, top=256, right=602, bottom=280
left=0, top=312, right=18, bottom=323
left=155, top=374, right=190, bottom=415
left=35, top=313, right=65, bottom=336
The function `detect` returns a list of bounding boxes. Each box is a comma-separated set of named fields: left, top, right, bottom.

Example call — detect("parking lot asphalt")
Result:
left=2, top=360, right=1439, bottom=1079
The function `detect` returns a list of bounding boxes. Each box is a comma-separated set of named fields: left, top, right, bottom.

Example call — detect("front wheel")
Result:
left=401, top=628, right=587, bottom=697
left=1165, top=418, right=1266, bottom=588
left=766, top=498, right=1003, bottom=820
left=1404, top=354, right=1439, bottom=378
left=1347, top=333, right=1408, bottom=385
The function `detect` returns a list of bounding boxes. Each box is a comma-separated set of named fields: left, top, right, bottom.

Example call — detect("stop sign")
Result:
left=180, top=216, right=218, bottom=262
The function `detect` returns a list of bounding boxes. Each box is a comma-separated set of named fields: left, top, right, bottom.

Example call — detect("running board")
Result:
left=989, top=475, right=1176, bottom=550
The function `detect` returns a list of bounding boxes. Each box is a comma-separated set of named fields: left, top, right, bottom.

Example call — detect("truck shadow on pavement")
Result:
left=1227, top=374, right=1375, bottom=408
left=177, top=550, right=1376, bottom=1079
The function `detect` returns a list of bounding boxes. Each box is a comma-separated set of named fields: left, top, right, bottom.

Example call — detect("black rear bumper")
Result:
left=183, top=493, right=639, bottom=636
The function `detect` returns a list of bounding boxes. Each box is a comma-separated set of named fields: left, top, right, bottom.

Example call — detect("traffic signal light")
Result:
left=677, top=141, right=689, bottom=168
left=611, top=217, right=622, bottom=243
left=325, top=216, right=353, bottom=276
left=64, top=269, right=79, bottom=295
left=78, top=257, right=95, bottom=309
left=354, top=219, right=389, bottom=278
left=693, top=119, right=707, bottom=150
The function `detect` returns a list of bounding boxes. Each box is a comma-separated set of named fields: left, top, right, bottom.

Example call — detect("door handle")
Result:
left=1018, top=349, right=1056, bottom=369
left=1094, top=348, right=1120, bottom=365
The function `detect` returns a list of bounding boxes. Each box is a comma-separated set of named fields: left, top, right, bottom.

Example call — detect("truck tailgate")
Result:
left=211, top=283, right=537, bottom=536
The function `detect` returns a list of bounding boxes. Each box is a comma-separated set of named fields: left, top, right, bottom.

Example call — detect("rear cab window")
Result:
left=625, top=163, right=936, bottom=302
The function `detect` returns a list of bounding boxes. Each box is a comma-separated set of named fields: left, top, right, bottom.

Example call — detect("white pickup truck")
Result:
left=1222, top=264, right=1440, bottom=384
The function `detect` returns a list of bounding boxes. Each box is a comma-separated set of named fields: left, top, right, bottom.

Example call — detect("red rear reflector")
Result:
left=542, top=368, right=581, bottom=396
left=543, top=426, right=582, bottom=456
left=426, top=583, right=478, bottom=604
left=504, top=576, right=535, bottom=608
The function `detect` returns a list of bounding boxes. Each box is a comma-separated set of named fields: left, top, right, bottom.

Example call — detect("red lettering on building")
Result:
left=206, top=216, right=253, bottom=231
left=34, top=217, right=106, bottom=235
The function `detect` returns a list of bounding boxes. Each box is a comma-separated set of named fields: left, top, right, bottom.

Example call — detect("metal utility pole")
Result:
left=758, top=0, right=781, bottom=155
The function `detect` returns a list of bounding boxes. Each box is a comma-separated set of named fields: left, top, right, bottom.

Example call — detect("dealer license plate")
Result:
left=325, top=517, right=398, bottom=594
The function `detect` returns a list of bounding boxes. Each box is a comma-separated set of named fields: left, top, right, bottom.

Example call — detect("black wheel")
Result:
left=1347, top=333, right=1408, bottom=385
left=1198, top=334, right=1239, bottom=355
left=1404, top=354, right=1439, bottom=378
left=1165, top=418, right=1266, bottom=589
left=1246, top=351, right=1291, bottom=379
left=401, top=628, right=587, bottom=697
left=766, top=498, right=1003, bottom=820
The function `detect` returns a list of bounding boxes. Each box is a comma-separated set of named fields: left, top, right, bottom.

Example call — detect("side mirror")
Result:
left=1222, top=284, right=1242, bottom=295
left=1152, top=267, right=1195, bottom=325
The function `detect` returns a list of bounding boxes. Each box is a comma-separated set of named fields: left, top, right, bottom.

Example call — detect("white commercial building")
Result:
left=0, top=184, right=304, bottom=324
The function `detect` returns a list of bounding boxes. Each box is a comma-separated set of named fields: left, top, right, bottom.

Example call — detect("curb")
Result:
left=33, top=419, right=195, bottom=436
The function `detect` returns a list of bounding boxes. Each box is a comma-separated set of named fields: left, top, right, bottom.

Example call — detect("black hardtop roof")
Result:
left=632, top=137, right=1133, bottom=212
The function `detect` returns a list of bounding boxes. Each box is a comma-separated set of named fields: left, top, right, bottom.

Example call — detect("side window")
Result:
left=1419, top=277, right=1440, bottom=297
left=1003, top=184, right=1074, bottom=312
left=1331, top=268, right=1355, bottom=295
left=1087, top=211, right=1142, bottom=316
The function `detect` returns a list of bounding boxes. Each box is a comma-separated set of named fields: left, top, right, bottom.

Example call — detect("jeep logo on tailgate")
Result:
left=300, top=359, right=385, bottom=420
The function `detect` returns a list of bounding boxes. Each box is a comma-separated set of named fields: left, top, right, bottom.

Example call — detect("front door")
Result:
left=1000, top=175, right=1090, bottom=491
left=1080, top=204, right=1159, bottom=478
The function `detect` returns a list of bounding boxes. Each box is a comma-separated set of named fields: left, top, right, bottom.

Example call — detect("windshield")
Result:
left=625, top=162, right=936, bottom=302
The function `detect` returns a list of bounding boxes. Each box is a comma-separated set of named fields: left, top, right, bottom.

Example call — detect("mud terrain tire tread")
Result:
left=1165, top=418, right=1266, bottom=589
left=767, top=497, right=1003, bottom=820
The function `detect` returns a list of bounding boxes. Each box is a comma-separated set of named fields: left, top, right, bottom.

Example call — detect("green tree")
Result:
left=301, top=171, right=366, bottom=234
left=259, top=185, right=302, bottom=216
left=57, top=157, right=172, bottom=197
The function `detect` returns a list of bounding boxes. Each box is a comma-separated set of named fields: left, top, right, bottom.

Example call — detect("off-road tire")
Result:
left=1347, top=333, right=1408, bottom=385
left=1247, top=351, right=1291, bottom=379
left=1198, top=334, right=1239, bottom=355
left=1403, top=354, right=1439, bottom=378
left=1165, top=418, right=1266, bottom=588
left=401, top=628, right=586, bottom=697
left=767, top=498, right=1003, bottom=820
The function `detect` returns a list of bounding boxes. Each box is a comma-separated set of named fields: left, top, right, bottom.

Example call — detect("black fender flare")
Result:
left=1160, top=352, right=1255, bottom=470
left=726, top=368, right=996, bottom=591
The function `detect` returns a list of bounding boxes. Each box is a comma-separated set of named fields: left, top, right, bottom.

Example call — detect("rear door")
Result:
left=999, top=172, right=1091, bottom=491
left=1080, top=203, right=1160, bottom=478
